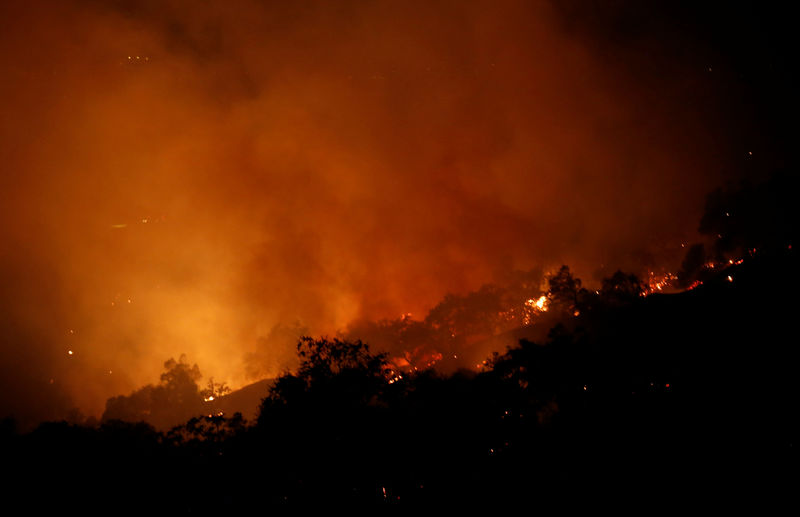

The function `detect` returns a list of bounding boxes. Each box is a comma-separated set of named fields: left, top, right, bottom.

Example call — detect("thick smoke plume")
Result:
left=0, top=0, right=766, bottom=423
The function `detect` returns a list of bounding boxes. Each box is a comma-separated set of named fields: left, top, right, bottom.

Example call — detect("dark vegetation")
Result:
left=2, top=176, right=796, bottom=510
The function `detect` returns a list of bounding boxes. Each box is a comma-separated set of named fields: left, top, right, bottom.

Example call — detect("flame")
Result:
left=642, top=271, right=678, bottom=296
left=526, top=295, right=548, bottom=311
left=516, top=295, right=549, bottom=326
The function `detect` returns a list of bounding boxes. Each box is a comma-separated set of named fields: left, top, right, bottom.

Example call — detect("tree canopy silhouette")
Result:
left=261, top=337, right=391, bottom=419
left=102, top=355, right=206, bottom=430
left=600, top=270, right=644, bottom=304
left=547, top=265, right=588, bottom=315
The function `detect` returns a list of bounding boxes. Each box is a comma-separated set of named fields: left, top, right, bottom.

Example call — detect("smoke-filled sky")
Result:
left=0, top=0, right=794, bottom=423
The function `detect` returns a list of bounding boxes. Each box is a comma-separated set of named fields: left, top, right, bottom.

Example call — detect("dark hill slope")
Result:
left=534, top=248, right=798, bottom=501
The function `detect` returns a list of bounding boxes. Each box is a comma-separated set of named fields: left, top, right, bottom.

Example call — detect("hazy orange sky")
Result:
left=0, top=0, right=789, bottom=424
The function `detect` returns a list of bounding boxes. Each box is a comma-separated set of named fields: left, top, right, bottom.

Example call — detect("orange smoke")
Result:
left=0, top=0, right=741, bottom=423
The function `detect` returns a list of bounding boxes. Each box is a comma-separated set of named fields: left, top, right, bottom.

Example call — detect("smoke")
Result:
left=0, top=0, right=762, bottom=422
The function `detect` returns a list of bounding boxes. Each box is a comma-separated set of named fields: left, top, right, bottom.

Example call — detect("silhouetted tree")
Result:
left=600, top=270, right=643, bottom=304
left=167, top=411, right=246, bottom=445
left=261, top=337, right=390, bottom=417
left=547, top=265, right=587, bottom=315
left=160, top=355, right=202, bottom=404
left=425, top=284, right=506, bottom=338
left=342, top=314, right=441, bottom=370
left=102, top=355, right=206, bottom=429
left=200, top=377, right=231, bottom=401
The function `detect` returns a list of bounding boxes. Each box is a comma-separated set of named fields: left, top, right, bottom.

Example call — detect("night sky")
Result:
left=0, top=0, right=796, bottom=424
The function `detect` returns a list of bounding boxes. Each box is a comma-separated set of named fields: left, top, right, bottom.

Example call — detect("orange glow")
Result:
left=526, top=296, right=548, bottom=312
left=0, top=0, right=739, bottom=423
left=642, top=271, right=678, bottom=296
left=686, top=281, right=704, bottom=291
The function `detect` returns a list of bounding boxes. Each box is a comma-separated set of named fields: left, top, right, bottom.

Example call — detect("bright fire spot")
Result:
left=517, top=295, right=549, bottom=325
left=204, top=396, right=215, bottom=402
left=727, top=276, right=733, bottom=282
left=526, top=295, right=548, bottom=311
left=68, top=350, right=73, bottom=355
left=643, top=271, right=678, bottom=296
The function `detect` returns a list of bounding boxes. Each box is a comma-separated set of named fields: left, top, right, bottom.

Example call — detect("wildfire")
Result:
left=388, top=347, right=443, bottom=377
left=642, top=271, right=678, bottom=296
left=526, top=295, right=548, bottom=311
left=683, top=248, right=753, bottom=291
left=516, top=295, right=549, bottom=326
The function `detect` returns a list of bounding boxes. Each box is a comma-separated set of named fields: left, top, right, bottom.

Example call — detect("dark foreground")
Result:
left=2, top=249, right=796, bottom=512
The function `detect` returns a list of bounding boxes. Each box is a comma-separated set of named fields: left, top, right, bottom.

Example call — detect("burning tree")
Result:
left=200, top=377, right=231, bottom=402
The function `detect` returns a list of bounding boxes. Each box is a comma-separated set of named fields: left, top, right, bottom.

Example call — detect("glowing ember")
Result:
left=526, top=295, right=548, bottom=311
left=511, top=295, right=549, bottom=326
left=642, top=271, right=678, bottom=296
